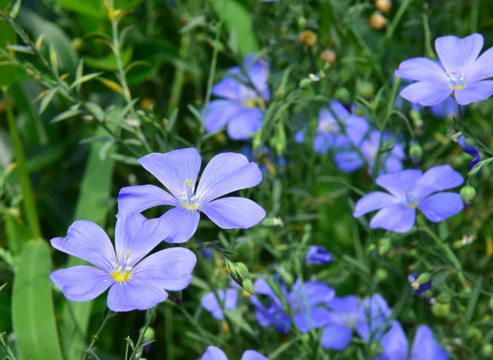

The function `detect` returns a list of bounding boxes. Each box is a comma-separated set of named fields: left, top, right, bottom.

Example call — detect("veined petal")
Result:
left=395, top=57, right=449, bottom=82
left=201, top=197, right=266, bottom=229
left=418, top=193, right=463, bottom=222
left=115, top=212, right=168, bottom=266
left=131, top=247, right=196, bottom=291
left=466, top=47, right=493, bottom=83
left=379, top=321, right=409, bottom=360
left=435, top=34, right=483, bottom=75
left=138, top=148, right=201, bottom=200
left=321, top=324, right=353, bottom=350
left=376, top=169, right=423, bottom=197
left=107, top=279, right=168, bottom=312
left=197, top=153, right=263, bottom=204
left=241, top=350, right=268, bottom=360
left=327, top=295, right=361, bottom=315
left=204, top=100, right=244, bottom=133
left=370, top=205, right=416, bottom=233
left=244, top=55, right=270, bottom=100
left=411, top=326, right=450, bottom=360
left=51, top=220, right=116, bottom=271
left=356, top=294, right=392, bottom=342
left=455, top=80, right=493, bottom=105
left=159, top=207, right=200, bottom=243
left=299, top=281, right=335, bottom=306
left=50, top=266, right=114, bottom=302
left=200, top=346, right=228, bottom=360
left=211, top=67, right=246, bottom=102
left=226, top=107, right=263, bottom=140
left=117, top=184, right=178, bottom=215
left=399, top=81, right=452, bottom=106
left=353, top=191, right=399, bottom=217
left=415, top=165, right=463, bottom=200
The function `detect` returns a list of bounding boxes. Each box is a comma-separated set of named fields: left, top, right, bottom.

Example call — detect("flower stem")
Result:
left=128, top=307, right=157, bottom=360
left=82, top=310, right=115, bottom=360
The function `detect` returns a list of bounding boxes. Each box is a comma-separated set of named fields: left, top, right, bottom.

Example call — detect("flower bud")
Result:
left=299, top=30, right=317, bottom=47
left=467, top=327, right=482, bottom=342
left=235, top=262, right=250, bottom=279
left=436, top=293, right=451, bottom=304
left=356, top=80, right=374, bottom=99
left=431, top=302, right=450, bottom=317
left=416, top=272, right=431, bottom=284
left=375, top=0, right=392, bottom=14
left=482, top=344, right=493, bottom=357
left=242, top=279, right=254, bottom=295
left=335, top=87, right=350, bottom=103
left=299, top=78, right=312, bottom=90
left=376, top=268, right=388, bottom=281
left=369, top=12, right=387, bottom=30
left=320, top=49, right=336, bottom=64
left=460, top=185, right=476, bottom=207
left=298, top=17, right=307, bottom=29
left=409, top=143, right=423, bottom=166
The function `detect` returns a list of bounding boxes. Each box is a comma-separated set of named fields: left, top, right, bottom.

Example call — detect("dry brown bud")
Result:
left=375, top=0, right=392, bottom=14
left=369, top=12, right=387, bottom=30
left=320, top=49, right=336, bottom=64
left=299, top=30, right=317, bottom=47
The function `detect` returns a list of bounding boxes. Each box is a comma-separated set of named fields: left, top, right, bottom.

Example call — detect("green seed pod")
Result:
left=299, top=78, right=312, bottom=90
left=356, top=80, right=374, bottom=99
left=409, top=143, right=423, bottom=166
left=376, top=268, right=388, bottom=281
left=297, top=17, right=307, bottom=29
left=335, top=87, right=350, bottom=103
left=431, top=302, right=450, bottom=317
left=482, top=344, right=493, bottom=357
left=416, top=272, right=431, bottom=284
left=467, top=327, right=482, bottom=342
left=460, top=185, right=476, bottom=207
left=436, top=293, right=451, bottom=304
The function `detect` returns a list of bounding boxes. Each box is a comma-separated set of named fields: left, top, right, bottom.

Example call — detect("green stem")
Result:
left=3, top=87, right=41, bottom=239
left=82, top=310, right=115, bottom=360
left=167, top=35, right=190, bottom=117
left=128, top=307, right=157, bottom=360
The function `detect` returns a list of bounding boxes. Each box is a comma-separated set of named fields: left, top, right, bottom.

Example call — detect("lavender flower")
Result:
left=321, top=295, right=363, bottom=350
left=201, top=288, right=238, bottom=320
left=395, top=33, right=493, bottom=105
left=360, top=130, right=405, bottom=174
left=356, top=294, right=393, bottom=342
left=378, top=322, right=449, bottom=360
left=200, top=346, right=267, bottom=360
left=353, top=165, right=464, bottom=232
left=204, top=55, right=270, bottom=140
left=457, top=136, right=481, bottom=171
left=49, top=213, right=197, bottom=312
left=305, top=245, right=333, bottom=265
left=250, top=278, right=334, bottom=333
left=118, top=148, right=266, bottom=243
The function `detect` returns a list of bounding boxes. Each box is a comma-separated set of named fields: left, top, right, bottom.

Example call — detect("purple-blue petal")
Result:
left=458, top=137, right=481, bottom=171
left=138, top=148, right=201, bottom=200
left=356, top=294, right=392, bottom=342
left=244, top=55, right=270, bottom=101
left=226, top=107, right=263, bottom=140
left=241, top=350, right=268, bottom=360
left=305, top=245, right=332, bottom=265
left=418, top=193, right=463, bottom=222
left=411, top=325, right=450, bottom=360
left=466, top=47, right=493, bottom=83
left=399, top=81, right=453, bottom=106
left=294, top=306, right=331, bottom=333
left=334, top=150, right=364, bottom=172
left=414, top=165, right=463, bottom=201
left=200, top=346, right=228, bottom=360
left=379, top=321, right=408, bottom=360
left=107, top=279, right=168, bottom=312
left=321, top=324, right=353, bottom=350
left=435, top=34, right=483, bottom=75
left=117, top=184, right=178, bottom=215
left=201, top=197, right=266, bottom=229
left=50, top=220, right=116, bottom=271
left=204, top=100, right=244, bottom=133
left=353, top=191, right=398, bottom=218
left=313, top=133, right=334, bottom=153
left=201, top=290, right=226, bottom=319
left=370, top=204, right=416, bottom=233
left=395, top=57, right=449, bottom=83
left=159, top=207, right=200, bottom=243
left=376, top=169, right=423, bottom=197
left=50, top=266, right=114, bottom=302
left=455, top=80, right=493, bottom=105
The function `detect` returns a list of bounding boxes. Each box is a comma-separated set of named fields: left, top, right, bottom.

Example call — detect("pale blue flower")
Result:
left=200, top=346, right=267, bottom=360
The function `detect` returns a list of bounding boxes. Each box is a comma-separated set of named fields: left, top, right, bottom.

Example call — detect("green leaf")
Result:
left=208, top=0, right=258, bottom=57
left=0, top=18, right=18, bottom=87
left=49, top=0, right=103, bottom=18
left=70, top=71, right=103, bottom=90
left=12, top=239, right=64, bottom=360
left=50, top=108, right=83, bottom=123
left=84, top=46, right=132, bottom=71
left=4, top=211, right=32, bottom=255
left=39, top=86, right=59, bottom=114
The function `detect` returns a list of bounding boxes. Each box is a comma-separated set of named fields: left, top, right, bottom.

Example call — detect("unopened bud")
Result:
left=376, top=268, right=388, bottom=281
left=460, top=185, right=476, bottom=207
left=299, top=78, right=312, bottom=90
left=416, top=272, right=431, bottom=285
left=235, top=262, right=250, bottom=279
left=409, top=143, right=423, bottom=166
left=375, top=0, right=392, bottom=14
left=335, top=88, right=350, bottom=103
left=320, top=49, right=336, bottom=64
left=298, top=17, right=307, bottom=29
left=468, top=327, right=482, bottom=342
left=436, top=293, right=451, bottom=304
left=299, top=30, right=317, bottom=47
left=432, top=302, right=450, bottom=317
left=369, top=12, right=387, bottom=30
left=242, top=279, right=254, bottom=295
left=356, top=80, right=374, bottom=99
left=482, top=344, right=493, bottom=357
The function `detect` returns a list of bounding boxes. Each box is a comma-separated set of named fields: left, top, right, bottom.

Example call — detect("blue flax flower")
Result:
left=118, top=148, right=266, bottom=243
left=305, top=245, right=333, bottom=265
left=408, top=273, right=432, bottom=295
left=250, top=278, right=334, bottom=333
left=457, top=136, right=481, bottom=171
left=200, top=346, right=267, bottom=360
left=201, top=287, right=238, bottom=320
left=356, top=294, right=393, bottom=343
left=395, top=33, right=493, bottom=105
left=353, top=165, right=464, bottom=233
left=49, top=213, right=197, bottom=312
left=378, top=322, right=449, bottom=360
left=360, top=130, right=405, bottom=175
left=204, top=55, right=270, bottom=140
left=321, top=295, right=363, bottom=350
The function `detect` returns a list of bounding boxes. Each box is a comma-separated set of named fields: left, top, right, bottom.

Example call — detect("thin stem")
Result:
left=82, top=310, right=115, bottom=360
left=128, top=307, right=157, bottom=360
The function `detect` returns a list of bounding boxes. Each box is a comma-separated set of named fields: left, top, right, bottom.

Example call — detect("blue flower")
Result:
left=118, top=148, right=266, bottom=243
left=305, top=245, right=333, bottom=265
left=201, top=288, right=238, bottom=320
left=250, top=278, right=334, bottom=333
left=321, top=295, right=363, bottom=350
left=200, top=346, right=267, bottom=360
left=395, top=33, right=493, bottom=105
left=378, top=322, right=449, bottom=360
left=356, top=294, right=393, bottom=343
left=360, top=130, right=405, bottom=175
left=457, top=136, right=481, bottom=171
left=49, top=213, right=197, bottom=312
left=204, top=55, right=270, bottom=140
left=353, top=165, right=464, bottom=232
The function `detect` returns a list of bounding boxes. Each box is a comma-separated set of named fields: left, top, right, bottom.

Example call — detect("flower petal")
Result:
left=212, top=67, right=255, bottom=102
left=466, top=47, right=493, bottom=83
left=345, top=115, right=370, bottom=144
left=321, top=324, right=353, bottom=350
left=197, top=153, right=263, bottom=204
left=313, top=133, right=334, bottom=153
left=435, top=34, right=483, bottom=74
left=411, top=325, right=450, bottom=360
left=200, top=346, right=228, bottom=360
left=132, top=247, right=197, bottom=291
left=204, top=100, right=244, bottom=133
left=117, top=184, right=178, bottom=214
left=159, top=206, right=200, bottom=243
left=334, top=150, right=364, bottom=172
left=353, top=191, right=398, bottom=217
left=415, top=165, right=463, bottom=200
left=50, top=266, right=114, bottom=302
left=380, top=321, right=409, bottom=360
left=115, top=212, right=169, bottom=266
left=294, top=306, right=331, bottom=333
left=298, top=281, right=335, bottom=306
left=107, top=279, right=168, bottom=312
left=225, top=288, right=238, bottom=311
left=201, top=290, right=225, bottom=319
left=399, top=81, right=452, bottom=106
left=327, top=295, right=361, bottom=315
left=395, top=57, right=449, bottom=82
left=370, top=204, right=416, bottom=233
left=201, top=197, right=266, bottom=229
left=356, top=294, right=392, bottom=342
left=418, top=193, right=463, bottom=222
left=244, top=55, right=270, bottom=100
left=138, top=148, right=201, bottom=200
left=50, top=220, right=116, bottom=271
left=455, top=80, right=493, bottom=105
left=226, top=107, right=263, bottom=140
left=241, top=350, right=268, bottom=360
left=376, top=169, right=423, bottom=197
